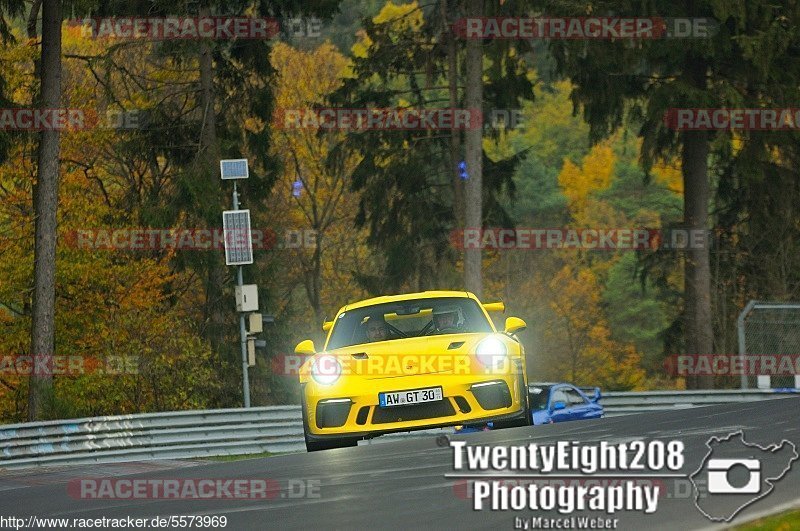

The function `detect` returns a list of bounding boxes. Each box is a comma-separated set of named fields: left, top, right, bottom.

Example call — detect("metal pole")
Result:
left=233, top=181, right=251, bottom=408
left=238, top=265, right=250, bottom=407
left=737, top=300, right=757, bottom=390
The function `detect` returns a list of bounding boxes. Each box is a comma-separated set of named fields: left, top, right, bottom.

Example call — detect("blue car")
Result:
left=529, top=382, right=603, bottom=425
left=455, top=382, right=603, bottom=432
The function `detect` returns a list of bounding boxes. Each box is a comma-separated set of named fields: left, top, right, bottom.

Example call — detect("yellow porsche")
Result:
left=296, top=291, right=530, bottom=451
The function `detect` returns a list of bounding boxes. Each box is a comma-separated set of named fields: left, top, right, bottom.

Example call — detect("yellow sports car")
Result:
left=296, top=291, right=530, bottom=451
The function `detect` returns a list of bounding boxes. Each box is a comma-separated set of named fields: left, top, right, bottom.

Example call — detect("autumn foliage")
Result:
left=8, top=1, right=770, bottom=421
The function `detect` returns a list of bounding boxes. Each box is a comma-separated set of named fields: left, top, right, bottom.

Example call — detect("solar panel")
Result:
left=220, top=159, right=249, bottom=180
left=222, top=209, right=253, bottom=265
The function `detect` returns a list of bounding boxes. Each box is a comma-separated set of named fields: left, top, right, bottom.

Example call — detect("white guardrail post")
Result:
left=1, top=390, right=797, bottom=469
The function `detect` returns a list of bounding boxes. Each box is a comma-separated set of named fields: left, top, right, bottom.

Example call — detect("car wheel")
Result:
left=301, top=393, right=359, bottom=452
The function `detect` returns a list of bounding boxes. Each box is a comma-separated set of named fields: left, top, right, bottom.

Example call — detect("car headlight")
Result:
left=311, top=354, right=342, bottom=385
left=476, top=336, right=508, bottom=368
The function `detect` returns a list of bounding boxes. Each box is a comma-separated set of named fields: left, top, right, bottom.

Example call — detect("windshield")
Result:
left=326, top=297, right=493, bottom=350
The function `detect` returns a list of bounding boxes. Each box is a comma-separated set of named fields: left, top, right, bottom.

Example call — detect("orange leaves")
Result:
left=546, top=264, right=646, bottom=390
left=543, top=183, right=648, bottom=387
left=0, top=25, right=221, bottom=421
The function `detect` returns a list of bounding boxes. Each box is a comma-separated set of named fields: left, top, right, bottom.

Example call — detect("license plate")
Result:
left=379, top=386, right=443, bottom=407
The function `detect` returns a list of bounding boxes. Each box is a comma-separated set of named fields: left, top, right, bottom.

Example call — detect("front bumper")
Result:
left=303, top=371, right=525, bottom=439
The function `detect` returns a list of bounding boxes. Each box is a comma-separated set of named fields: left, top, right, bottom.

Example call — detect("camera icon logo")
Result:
left=691, top=431, right=798, bottom=522
left=707, top=458, right=761, bottom=494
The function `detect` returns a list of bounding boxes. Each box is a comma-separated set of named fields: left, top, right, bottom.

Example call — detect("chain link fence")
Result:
left=737, top=301, right=800, bottom=389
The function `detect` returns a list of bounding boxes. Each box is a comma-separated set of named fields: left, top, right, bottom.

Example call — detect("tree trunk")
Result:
left=198, top=27, right=225, bottom=355
left=681, top=56, right=714, bottom=390
left=682, top=129, right=714, bottom=389
left=441, top=0, right=464, bottom=228
left=463, top=0, right=483, bottom=298
left=28, top=0, right=62, bottom=420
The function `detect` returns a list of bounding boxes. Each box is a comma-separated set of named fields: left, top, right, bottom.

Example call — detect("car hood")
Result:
left=326, top=333, right=488, bottom=379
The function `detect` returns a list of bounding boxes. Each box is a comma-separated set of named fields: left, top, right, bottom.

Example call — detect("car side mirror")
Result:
left=552, top=400, right=567, bottom=411
left=294, top=339, right=316, bottom=355
left=322, top=320, right=333, bottom=332
left=504, top=317, right=527, bottom=335
left=592, top=388, right=601, bottom=403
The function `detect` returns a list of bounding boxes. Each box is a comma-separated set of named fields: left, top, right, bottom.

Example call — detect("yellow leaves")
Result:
left=581, top=144, right=615, bottom=190
left=266, top=41, right=369, bottom=331
left=373, top=1, right=424, bottom=30
left=243, top=115, right=265, bottom=134
left=651, top=158, right=683, bottom=195
left=558, top=143, right=614, bottom=208
left=731, top=134, right=744, bottom=157
left=271, top=41, right=348, bottom=110
left=557, top=142, right=621, bottom=227
left=352, top=30, right=373, bottom=59
left=353, top=2, right=424, bottom=58
left=557, top=159, right=582, bottom=203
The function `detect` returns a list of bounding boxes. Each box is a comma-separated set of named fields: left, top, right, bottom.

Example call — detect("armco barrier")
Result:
left=599, top=388, right=798, bottom=417
left=1, top=389, right=796, bottom=469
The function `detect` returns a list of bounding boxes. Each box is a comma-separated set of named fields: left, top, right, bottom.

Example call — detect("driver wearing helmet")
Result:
left=365, top=314, right=390, bottom=342
left=432, top=305, right=465, bottom=333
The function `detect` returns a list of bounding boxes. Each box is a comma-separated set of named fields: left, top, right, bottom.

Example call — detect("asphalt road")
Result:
left=2, top=397, right=799, bottom=530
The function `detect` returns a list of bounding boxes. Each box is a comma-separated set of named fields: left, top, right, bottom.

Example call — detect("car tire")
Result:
left=301, top=392, right=359, bottom=452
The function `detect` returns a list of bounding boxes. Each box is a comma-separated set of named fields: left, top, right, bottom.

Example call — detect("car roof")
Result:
left=341, top=291, right=475, bottom=312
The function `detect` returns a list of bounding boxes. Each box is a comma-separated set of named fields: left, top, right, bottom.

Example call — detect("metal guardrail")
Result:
left=0, top=406, right=306, bottom=469
left=1, top=389, right=797, bottom=469
left=0, top=406, right=451, bottom=470
left=600, top=388, right=798, bottom=416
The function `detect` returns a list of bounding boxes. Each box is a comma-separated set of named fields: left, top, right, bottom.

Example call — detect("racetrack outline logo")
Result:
left=689, top=431, right=798, bottom=522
